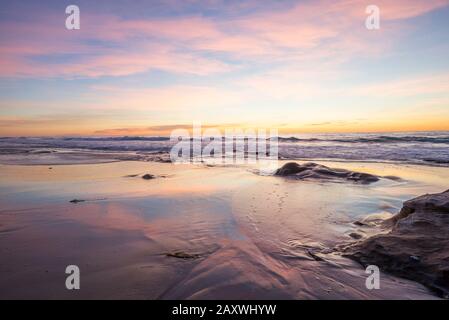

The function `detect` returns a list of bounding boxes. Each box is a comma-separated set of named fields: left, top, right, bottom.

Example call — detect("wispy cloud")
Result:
left=1, top=0, right=447, bottom=78
left=1, top=0, right=449, bottom=135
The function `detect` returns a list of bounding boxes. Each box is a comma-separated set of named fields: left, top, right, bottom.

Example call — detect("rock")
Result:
left=348, top=232, right=363, bottom=240
left=69, top=199, right=85, bottom=204
left=274, top=162, right=380, bottom=184
left=142, top=174, right=155, bottom=180
left=274, top=162, right=308, bottom=175
left=343, top=189, right=449, bottom=298
left=166, top=251, right=201, bottom=259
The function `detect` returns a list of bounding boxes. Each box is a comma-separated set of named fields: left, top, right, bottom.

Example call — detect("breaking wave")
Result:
left=1, top=132, right=449, bottom=166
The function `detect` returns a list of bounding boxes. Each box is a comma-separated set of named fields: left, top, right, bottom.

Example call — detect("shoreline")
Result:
left=2, top=151, right=449, bottom=169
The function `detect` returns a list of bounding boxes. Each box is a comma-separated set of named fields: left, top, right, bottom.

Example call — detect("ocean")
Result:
left=1, top=131, right=448, bottom=166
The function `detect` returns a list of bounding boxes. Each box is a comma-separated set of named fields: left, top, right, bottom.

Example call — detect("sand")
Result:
left=0, top=160, right=448, bottom=299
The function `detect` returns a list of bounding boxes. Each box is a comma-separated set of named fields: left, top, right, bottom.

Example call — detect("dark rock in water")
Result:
left=344, top=189, right=449, bottom=298
left=274, top=162, right=380, bottom=184
left=348, top=232, right=363, bottom=240
left=69, top=199, right=85, bottom=204
left=274, top=162, right=307, bottom=175
left=142, top=174, right=155, bottom=180
left=166, top=251, right=201, bottom=259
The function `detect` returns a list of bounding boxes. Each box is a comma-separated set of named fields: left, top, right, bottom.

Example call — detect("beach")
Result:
left=2, top=0, right=449, bottom=305
left=1, top=158, right=448, bottom=299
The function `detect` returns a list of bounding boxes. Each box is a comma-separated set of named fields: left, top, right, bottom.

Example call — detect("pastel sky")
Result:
left=1, top=0, right=449, bottom=136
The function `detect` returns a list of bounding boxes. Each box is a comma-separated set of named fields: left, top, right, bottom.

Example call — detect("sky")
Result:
left=0, top=0, right=449, bottom=136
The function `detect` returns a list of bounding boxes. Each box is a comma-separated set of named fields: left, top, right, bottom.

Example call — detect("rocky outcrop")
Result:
left=274, top=162, right=380, bottom=184
left=344, top=189, right=449, bottom=298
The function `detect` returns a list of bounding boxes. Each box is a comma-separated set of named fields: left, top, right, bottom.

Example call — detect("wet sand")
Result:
left=0, top=160, right=448, bottom=299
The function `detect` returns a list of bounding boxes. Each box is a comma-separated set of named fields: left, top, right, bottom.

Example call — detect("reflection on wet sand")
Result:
left=0, top=160, right=448, bottom=299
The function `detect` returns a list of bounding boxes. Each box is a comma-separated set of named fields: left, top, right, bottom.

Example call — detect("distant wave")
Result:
left=61, top=136, right=170, bottom=142
left=0, top=136, right=170, bottom=142
left=3, top=134, right=449, bottom=144
left=275, top=135, right=449, bottom=144
left=422, top=158, right=449, bottom=164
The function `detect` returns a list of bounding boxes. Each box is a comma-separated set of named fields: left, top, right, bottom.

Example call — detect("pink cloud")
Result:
left=0, top=13, right=228, bottom=78
left=0, top=0, right=447, bottom=78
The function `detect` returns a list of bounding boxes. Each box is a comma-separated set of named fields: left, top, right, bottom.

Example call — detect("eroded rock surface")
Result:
left=344, top=189, right=449, bottom=298
left=274, top=162, right=380, bottom=184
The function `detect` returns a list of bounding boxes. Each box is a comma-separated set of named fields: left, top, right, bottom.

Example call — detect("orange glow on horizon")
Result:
left=1, top=118, right=449, bottom=137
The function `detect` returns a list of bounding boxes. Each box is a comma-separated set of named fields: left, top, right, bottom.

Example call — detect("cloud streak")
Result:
left=1, top=0, right=448, bottom=78
left=1, top=0, right=449, bottom=135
